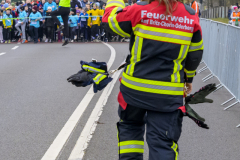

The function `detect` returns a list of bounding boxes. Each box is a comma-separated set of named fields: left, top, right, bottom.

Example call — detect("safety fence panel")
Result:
left=224, top=25, right=240, bottom=99
left=200, top=19, right=240, bottom=101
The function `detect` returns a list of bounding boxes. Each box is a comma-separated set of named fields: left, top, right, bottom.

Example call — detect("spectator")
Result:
left=5, top=0, right=10, bottom=4
left=71, top=0, right=81, bottom=9
left=1, top=1, right=6, bottom=7
left=43, top=0, right=56, bottom=16
left=29, top=6, right=42, bottom=43
left=26, top=0, right=32, bottom=15
left=38, top=0, right=45, bottom=9
left=81, top=0, right=87, bottom=8
left=32, top=0, right=39, bottom=5
left=231, top=6, right=240, bottom=26
left=0, top=0, right=121, bottom=44
left=191, top=0, right=199, bottom=16
left=17, top=2, right=24, bottom=13
left=24, top=5, right=30, bottom=42
left=3, top=8, right=12, bottom=43
left=69, top=8, right=78, bottom=42
left=33, top=2, right=38, bottom=9
left=57, top=15, right=63, bottom=42
left=2, top=3, right=9, bottom=13
left=98, top=4, right=104, bottom=38
left=55, top=0, right=59, bottom=8
left=86, top=3, right=91, bottom=41
left=0, top=9, right=3, bottom=43
left=228, top=5, right=232, bottom=20
left=38, top=6, right=44, bottom=42
left=15, top=6, right=27, bottom=43
left=76, top=9, right=80, bottom=41
left=88, top=3, right=101, bottom=42
left=79, top=7, right=88, bottom=42
left=44, top=6, right=54, bottom=43
left=11, top=3, right=15, bottom=11
left=96, top=0, right=104, bottom=9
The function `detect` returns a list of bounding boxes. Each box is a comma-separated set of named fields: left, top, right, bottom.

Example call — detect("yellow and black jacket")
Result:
left=88, top=9, right=102, bottom=25
left=87, top=10, right=92, bottom=27
left=103, top=0, right=204, bottom=111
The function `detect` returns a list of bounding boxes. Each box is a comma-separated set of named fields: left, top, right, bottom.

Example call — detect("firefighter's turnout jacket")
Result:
left=103, top=0, right=204, bottom=112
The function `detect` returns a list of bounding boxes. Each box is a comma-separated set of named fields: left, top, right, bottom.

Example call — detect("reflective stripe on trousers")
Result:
left=118, top=140, right=144, bottom=154
left=171, top=141, right=179, bottom=160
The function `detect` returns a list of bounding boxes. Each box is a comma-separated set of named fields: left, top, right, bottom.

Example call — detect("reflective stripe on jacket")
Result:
left=103, top=0, right=204, bottom=112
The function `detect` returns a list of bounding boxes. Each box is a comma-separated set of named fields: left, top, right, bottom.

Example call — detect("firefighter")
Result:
left=102, top=0, right=204, bottom=159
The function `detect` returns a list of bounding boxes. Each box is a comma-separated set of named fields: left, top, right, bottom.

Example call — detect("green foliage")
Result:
left=210, top=18, right=229, bottom=24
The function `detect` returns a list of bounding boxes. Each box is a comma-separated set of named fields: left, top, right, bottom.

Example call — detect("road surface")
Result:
left=0, top=42, right=239, bottom=160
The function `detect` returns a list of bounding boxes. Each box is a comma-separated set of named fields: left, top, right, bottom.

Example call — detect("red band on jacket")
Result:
left=118, top=91, right=127, bottom=110
left=178, top=106, right=186, bottom=113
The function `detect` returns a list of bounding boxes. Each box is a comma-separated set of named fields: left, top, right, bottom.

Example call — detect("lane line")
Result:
left=0, top=52, right=6, bottom=56
left=12, top=46, right=19, bottom=50
left=68, top=66, right=122, bottom=160
left=41, top=42, right=116, bottom=160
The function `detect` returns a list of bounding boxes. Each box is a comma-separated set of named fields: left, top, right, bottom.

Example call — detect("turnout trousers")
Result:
left=117, top=104, right=183, bottom=160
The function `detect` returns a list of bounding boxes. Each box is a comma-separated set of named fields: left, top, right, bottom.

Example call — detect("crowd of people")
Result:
left=0, top=0, right=129, bottom=44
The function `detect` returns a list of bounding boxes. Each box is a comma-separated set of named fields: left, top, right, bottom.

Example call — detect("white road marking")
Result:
left=0, top=52, right=6, bottom=56
left=12, top=46, right=19, bottom=50
left=68, top=65, right=122, bottom=160
left=41, top=42, right=116, bottom=160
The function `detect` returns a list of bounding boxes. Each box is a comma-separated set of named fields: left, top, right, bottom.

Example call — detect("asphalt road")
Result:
left=0, top=42, right=240, bottom=160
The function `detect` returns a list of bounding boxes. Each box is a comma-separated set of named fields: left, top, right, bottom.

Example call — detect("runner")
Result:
left=50, top=0, right=80, bottom=46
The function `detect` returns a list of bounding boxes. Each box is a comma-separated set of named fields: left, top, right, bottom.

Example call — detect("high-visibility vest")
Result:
left=232, top=12, right=240, bottom=21
left=59, top=0, right=70, bottom=7
left=191, top=1, right=199, bottom=16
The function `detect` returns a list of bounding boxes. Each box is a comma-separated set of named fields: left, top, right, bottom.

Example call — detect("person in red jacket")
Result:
left=102, top=0, right=204, bottom=159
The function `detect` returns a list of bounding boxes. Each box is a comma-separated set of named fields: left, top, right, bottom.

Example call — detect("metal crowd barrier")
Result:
left=199, top=18, right=240, bottom=127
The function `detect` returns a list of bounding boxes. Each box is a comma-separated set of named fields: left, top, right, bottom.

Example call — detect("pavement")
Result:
left=0, top=42, right=240, bottom=160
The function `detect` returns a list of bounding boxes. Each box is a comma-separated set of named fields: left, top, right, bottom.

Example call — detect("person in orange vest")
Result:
left=191, top=0, right=199, bottom=16
left=231, top=6, right=240, bottom=26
